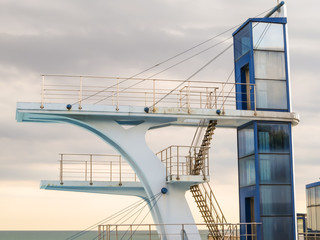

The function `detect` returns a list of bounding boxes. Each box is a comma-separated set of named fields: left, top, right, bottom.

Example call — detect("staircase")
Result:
left=189, top=120, right=228, bottom=240
left=191, top=120, right=217, bottom=175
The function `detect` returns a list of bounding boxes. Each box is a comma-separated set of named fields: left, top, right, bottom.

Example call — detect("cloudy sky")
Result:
left=0, top=0, right=319, bottom=231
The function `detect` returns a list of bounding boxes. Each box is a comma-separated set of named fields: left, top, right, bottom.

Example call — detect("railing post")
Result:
left=78, top=76, right=83, bottom=110
left=116, top=225, right=118, bottom=240
left=170, top=147, right=172, bottom=179
left=187, top=81, right=190, bottom=113
left=145, top=92, right=147, bottom=107
left=181, top=224, right=185, bottom=240
left=214, top=88, right=217, bottom=109
left=153, top=80, right=156, bottom=109
left=110, top=161, right=112, bottom=181
left=130, top=225, right=133, bottom=240
left=119, top=156, right=122, bottom=186
left=40, top=75, right=45, bottom=109
left=60, top=154, right=63, bottom=185
left=149, top=224, right=151, bottom=240
left=222, top=83, right=225, bottom=114
left=85, top=161, right=87, bottom=181
left=176, top=146, right=180, bottom=180
left=90, top=154, right=93, bottom=185
left=116, top=78, right=119, bottom=111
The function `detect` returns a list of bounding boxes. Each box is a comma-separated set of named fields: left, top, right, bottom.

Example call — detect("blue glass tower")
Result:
left=306, top=181, right=320, bottom=233
left=233, top=17, right=296, bottom=240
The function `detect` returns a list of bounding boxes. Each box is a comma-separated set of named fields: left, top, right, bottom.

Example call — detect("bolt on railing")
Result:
left=39, top=74, right=257, bottom=114
left=58, top=154, right=138, bottom=185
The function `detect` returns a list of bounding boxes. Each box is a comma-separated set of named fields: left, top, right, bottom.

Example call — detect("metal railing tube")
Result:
left=60, top=154, right=63, bottom=185
left=78, top=76, right=83, bottom=109
left=40, top=75, right=45, bottom=109
left=116, top=78, right=119, bottom=111
left=90, top=154, right=93, bottom=185
left=176, top=146, right=180, bottom=180
left=119, top=156, right=122, bottom=186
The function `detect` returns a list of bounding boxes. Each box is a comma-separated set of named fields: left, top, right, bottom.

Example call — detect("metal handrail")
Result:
left=58, top=153, right=138, bottom=185
left=156, top=145, right=209, bottom=180
left=39, top=75, right=257, bottom=113
left=97, top=222, right=262, bottom=240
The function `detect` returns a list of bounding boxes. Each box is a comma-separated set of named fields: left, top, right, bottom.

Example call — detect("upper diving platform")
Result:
left=16, top=74, right=299, bottom=128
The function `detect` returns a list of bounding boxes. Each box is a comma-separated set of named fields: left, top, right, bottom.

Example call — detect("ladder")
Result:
left=189, top=120, right=228, bottom=239
left=191, top=120, right=217, bottom=175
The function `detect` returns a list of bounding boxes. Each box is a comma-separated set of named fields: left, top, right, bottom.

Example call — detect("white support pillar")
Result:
left=51, top=116, right=201, bottom=240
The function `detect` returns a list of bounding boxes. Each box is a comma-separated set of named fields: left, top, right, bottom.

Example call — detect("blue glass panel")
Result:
left=239, top=155, right=255, bottom=187
left=260, top=185, right=292, bottom=215
left=234, top=24, right=251, bottom=60
left=257, top=123, right=290, bottom=153
left=238, top=125, right=254, bottom=158
left=259, top=154, right=290, bottom=184
left=261, top=216, right=293, bottom=240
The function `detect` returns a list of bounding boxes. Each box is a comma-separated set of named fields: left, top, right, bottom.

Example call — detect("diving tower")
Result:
left=16, top=2, right=298, bottom=240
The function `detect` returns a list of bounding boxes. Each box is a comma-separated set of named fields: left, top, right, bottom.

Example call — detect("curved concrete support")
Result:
left=24, top=113, right=200, bottom=240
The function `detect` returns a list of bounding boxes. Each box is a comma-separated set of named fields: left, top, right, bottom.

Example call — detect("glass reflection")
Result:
left=258, top=123, right=290, bottom=153
left=253, top=23, right=284, bottom=51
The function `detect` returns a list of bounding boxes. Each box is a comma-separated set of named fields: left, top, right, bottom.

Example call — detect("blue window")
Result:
left=234, top=24, right=251, bottom=60
left=259, top=154, right=291, bottom=184
left=238, top=125, right=255, bottom=158
left=260, top=185, right=292, bottom=215
left=257, top=123, right=290, bottom=153
left=261, top=216, right=293, bottom=240
left=239, top=155, right=255, bottom=187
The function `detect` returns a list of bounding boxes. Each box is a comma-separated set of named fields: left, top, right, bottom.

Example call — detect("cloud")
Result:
left=0, top=0, right=319, bottom=231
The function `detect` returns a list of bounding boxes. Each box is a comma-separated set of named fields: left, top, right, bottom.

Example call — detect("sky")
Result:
left=0, top=0, right=320, bottom=231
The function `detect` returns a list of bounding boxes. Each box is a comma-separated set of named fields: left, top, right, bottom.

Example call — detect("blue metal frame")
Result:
left=234, top=17, right=290, bottom=112
left=306, top=181, right=320, bottom=189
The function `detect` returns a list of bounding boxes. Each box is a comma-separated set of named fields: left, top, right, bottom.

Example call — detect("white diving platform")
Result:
left=16, top=102, right=299, bottom=128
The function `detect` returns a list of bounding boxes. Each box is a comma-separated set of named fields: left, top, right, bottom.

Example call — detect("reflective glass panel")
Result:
left=234, top=24, right=251, bottom=60
left=253, top=23, right=284, bottom=51
left=316, top=186, right=320, bottom=205
left=307, top=207, right=312, bottom=230
left=254, top=50, right=286, bottom=80
left=238, top=125, right=255, bottom=158
left=259, top=154, right=291, bottom=184
left=316, top=207, right=320, bottom=231
left=311, top=206, right=317, bottom=231
left=255, top=79, right=287, bottom=110
left=260, top=185, right=292, bottom=215
left=239, top=155, right=255, bottom=187
left=257, top=123, right=290, bottom=153
left=261, top=217, right=293, bottom=240
left=309, top=187, right=316, bottom=206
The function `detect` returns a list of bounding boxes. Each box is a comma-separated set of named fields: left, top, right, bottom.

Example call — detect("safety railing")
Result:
left=59, top=154, right=138, bottom=185
left=39, top=74, right=257, bottom=113
left=298, top=233, right=320, bottom=240
left=156, top=145, right=209, bottom=181
left=97, top=223, right=261, bottom=240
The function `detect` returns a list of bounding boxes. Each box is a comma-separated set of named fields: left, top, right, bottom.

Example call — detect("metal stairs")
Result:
left=191, top=120, right=217, bottom=175
left=189, top=120, right=228, bottom=239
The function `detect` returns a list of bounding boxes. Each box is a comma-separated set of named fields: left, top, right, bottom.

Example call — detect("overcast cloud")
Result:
left=0, top=0, right=319, bottom=230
